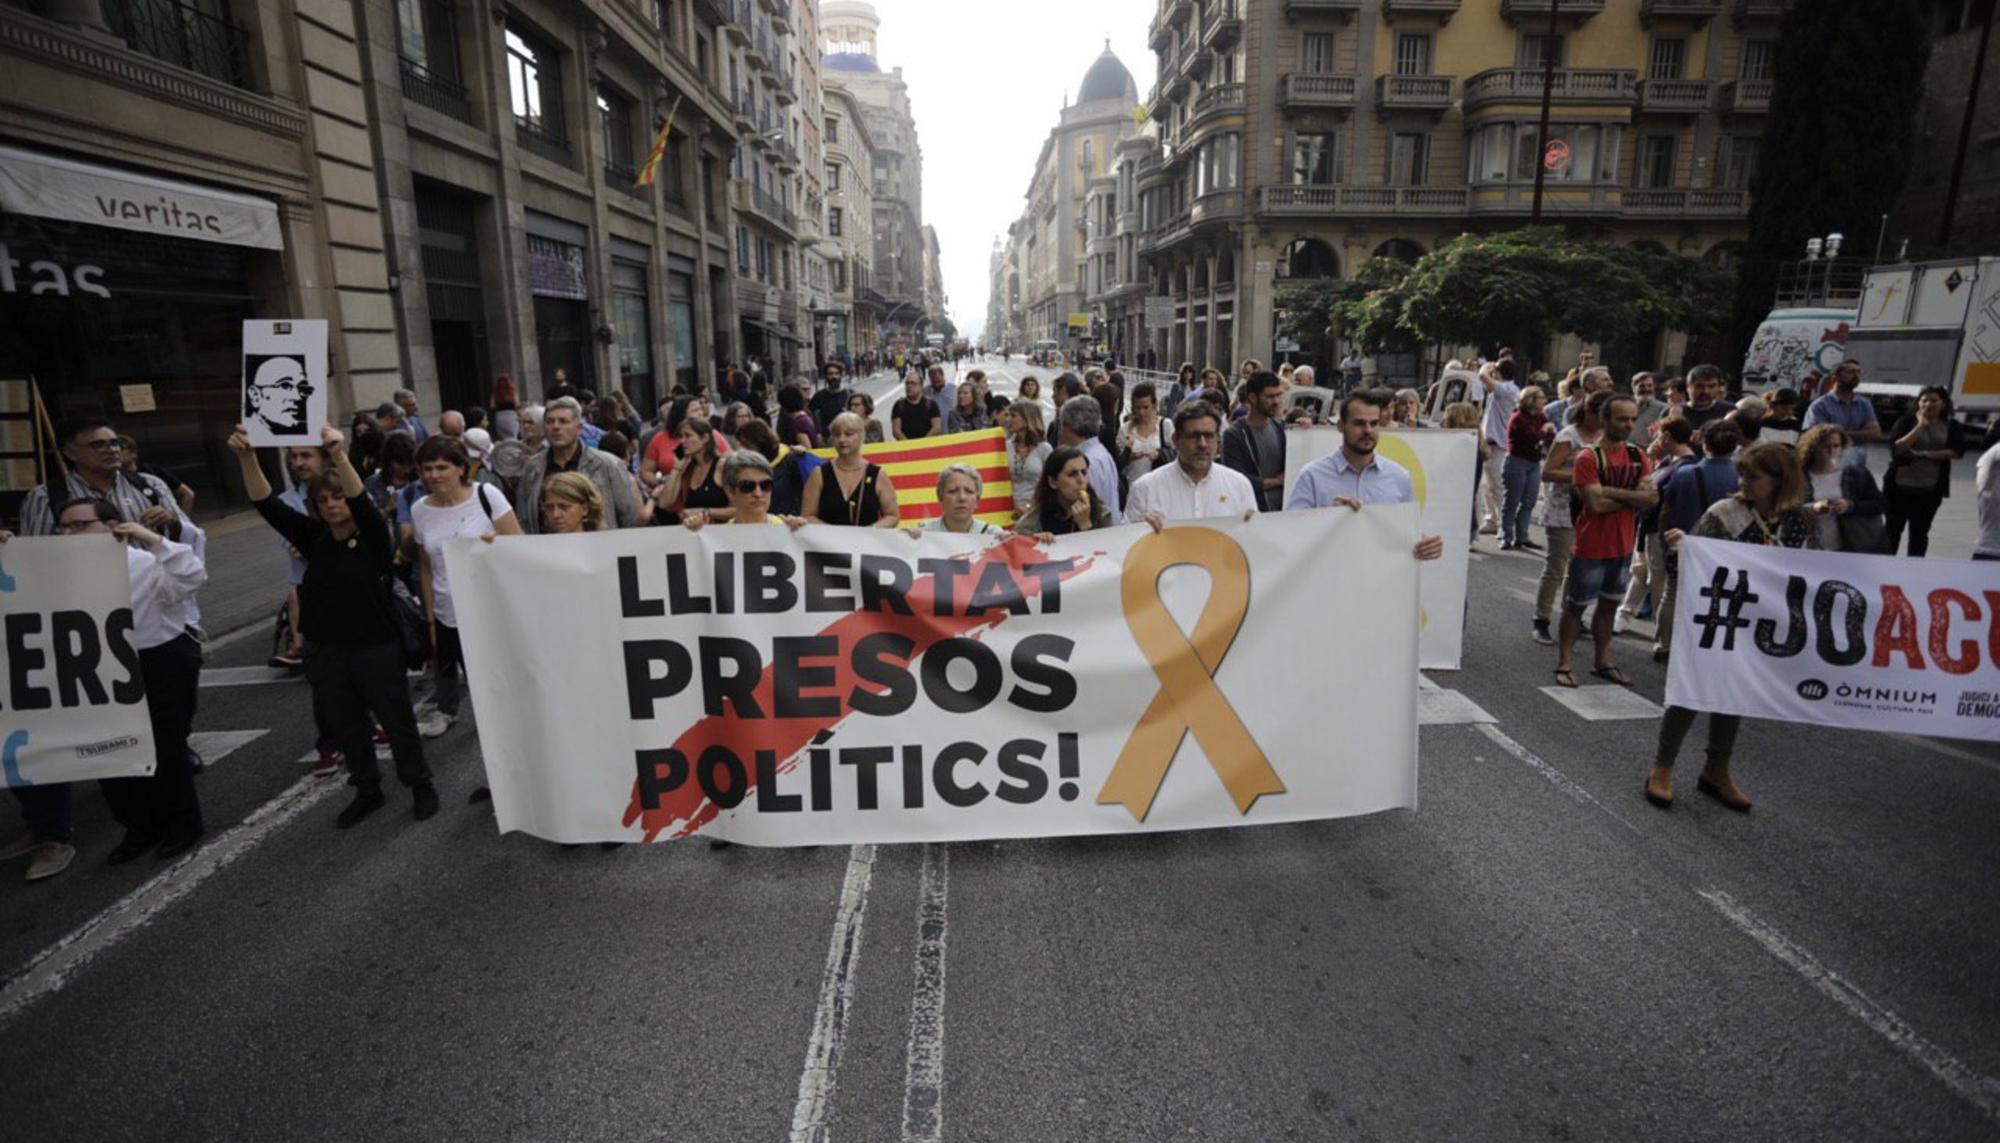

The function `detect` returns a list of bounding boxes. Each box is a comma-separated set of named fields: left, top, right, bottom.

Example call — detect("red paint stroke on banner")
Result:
left=622, top=535, right=1099, bottom=841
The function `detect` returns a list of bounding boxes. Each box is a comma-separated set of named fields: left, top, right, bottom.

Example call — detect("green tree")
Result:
left=1729, top=0, right=1931, bottom=354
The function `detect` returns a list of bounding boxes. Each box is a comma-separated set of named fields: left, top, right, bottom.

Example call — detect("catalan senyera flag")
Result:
left=635, top=95, right=684, bottom=190
left=810, top=428, right=1015, bottom=526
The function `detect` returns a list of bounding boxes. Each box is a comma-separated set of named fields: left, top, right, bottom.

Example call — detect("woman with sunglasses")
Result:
left=684, top=452, right=806, bottom=531
left=802, top=412, right=900, bottom=528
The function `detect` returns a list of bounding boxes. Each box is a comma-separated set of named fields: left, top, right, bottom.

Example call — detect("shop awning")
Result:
left=742, top=317, right=801, bottom=343
left=0, top=144, right=283, bottom=250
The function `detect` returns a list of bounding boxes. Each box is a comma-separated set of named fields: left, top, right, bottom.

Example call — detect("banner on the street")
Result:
left=1668, top=538, right=2000, bottom=742
left=0, top=537, right=157, bottom=786
left=448, top=509, right=1421, bottom=845
left=811, top=427, right=1014, bottom=526
left=241, top=319, right=328, bottom=447
left=1283, top=427, right=1477, bottom=670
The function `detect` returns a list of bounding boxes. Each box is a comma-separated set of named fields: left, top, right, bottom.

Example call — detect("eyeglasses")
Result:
left=253, top=379, right=314, bottom=395
left=734, top=479, right=774, bottom=494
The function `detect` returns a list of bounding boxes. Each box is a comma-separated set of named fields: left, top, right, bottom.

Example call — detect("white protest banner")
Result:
left=0, top=537, right=157, bottom=786
left=241, top=319, right=328, bottom=447
left=448, top=509, right=1421, bottom=846
left=1667, top=538, right=2000, bottom=742
left=1283, top=426, right=1477, bottom=670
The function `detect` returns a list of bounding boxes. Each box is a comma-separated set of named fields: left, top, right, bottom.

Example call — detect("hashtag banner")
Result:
left=1667, top=538, right=2000, bottom=743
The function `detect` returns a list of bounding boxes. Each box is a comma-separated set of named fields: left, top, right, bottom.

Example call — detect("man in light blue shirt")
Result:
left=1287, top=391, right=1444, bottom=561
left=1057, top=393, right=1120, bottom=519
left=1801, top=359, right=1881, bottom=469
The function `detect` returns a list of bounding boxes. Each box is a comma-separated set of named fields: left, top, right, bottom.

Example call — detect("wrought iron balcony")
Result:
left=1259, top=185, right=1470, bottom=216
left=1374, top=73, right=1454, bottom=110
left=604, top=162, right=650, bottom=203
left=1281, top=73, right=1357, bottom=112
left=1149, top=12, right=1172, bottom=50
left=1188, top=82, right=1246, bottom=130
left=1635, top=77, right=1714, bottom=114
left=399, top=56, right=472, bottom=123
left=1639, top=0, right=1722, bottom=23
left=103, top=0, right=251, bottom=88
left=1203, top=0, right=1241, bottom=50
left=1719, top=78, right=1773, bottom=114
left=1462, top=67, right=1636, bottom=110
left=515, top=114, right=572, bottom=165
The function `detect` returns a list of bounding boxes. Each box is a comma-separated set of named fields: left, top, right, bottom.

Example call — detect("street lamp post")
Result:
left=1530, top=0, right=1561, bottom=222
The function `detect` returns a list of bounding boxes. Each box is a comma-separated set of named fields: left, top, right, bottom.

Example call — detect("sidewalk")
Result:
left=195, top=509, right=291, bottom=642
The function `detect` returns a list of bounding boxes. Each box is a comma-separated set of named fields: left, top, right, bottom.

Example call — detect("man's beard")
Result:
left=1348, top=435, right=1377, bottom=454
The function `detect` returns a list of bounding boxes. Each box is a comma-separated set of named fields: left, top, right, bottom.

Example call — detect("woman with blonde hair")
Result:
left=1003, top=399, right=1051, bottom=517
left=803, top=411, right=900, bottom=527
left=1649, top=442, right=1819, bottom=812
left=539, top=471, right=605, bottom=534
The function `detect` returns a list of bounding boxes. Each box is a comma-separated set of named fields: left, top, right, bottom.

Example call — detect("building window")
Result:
left=1394, top=34, right=1430, bottom=77
left=737, top=225, right=750, bottom=272
left=654, top=0, right=676, bottom=42
left=612, top=258, right=652, bottom=393
left=1741, top=39, right=1776, bottom=81
left=1716, top=136, right=1761, bottom=191
left=831, top=259, right=847, bottom=291
left=829, top=207, right=843, bottom=236
left=1195, top=133, right=1239, bottom=196
left=825, top=115, right=840, bottom=143
left=1637, top=135, right=1677, bottom=188
left=1480, top=122, right=1622, bottom=184
left=1648, top=38, right=1685, bottom=80
left=1301, top=33, right=1335, bottom=75
left=826, top=161, right=841, bottom=191
left=507, top=26, right=566, bottom=153
left=397, top=0, right=461, bottom=85
left=598, top=88, right=636, bottom=179
left=1388, top=132, right=1429, bottom=186
left=1291, top=132, right=1343, bottom=184
left=1517, top=33, right=1563, bottom=68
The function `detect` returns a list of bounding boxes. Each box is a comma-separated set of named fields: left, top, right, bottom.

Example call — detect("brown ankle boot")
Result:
left=1644, top=766, right=1674, bottom=808
left=1697, top=767, right=1752, bottom=812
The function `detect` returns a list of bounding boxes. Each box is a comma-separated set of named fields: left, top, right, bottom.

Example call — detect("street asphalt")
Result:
left=1, top=361, right=1995, bottom=1142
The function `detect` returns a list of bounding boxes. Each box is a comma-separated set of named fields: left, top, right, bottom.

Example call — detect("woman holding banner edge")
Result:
left=1648, top=442, right=1821, bottom=813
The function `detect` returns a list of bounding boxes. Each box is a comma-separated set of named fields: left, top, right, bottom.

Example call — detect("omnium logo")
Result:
left=1797, top=679, right=1829, bottom=701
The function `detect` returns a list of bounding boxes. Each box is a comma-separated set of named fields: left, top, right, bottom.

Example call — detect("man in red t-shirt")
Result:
left=1556, top=392, right=1657, bottom=687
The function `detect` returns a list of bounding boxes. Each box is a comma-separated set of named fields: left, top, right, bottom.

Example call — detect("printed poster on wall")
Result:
left=448, top=509, right=1423, bottom=846
left=0, top=537, right=158, bottom=786
left=241, top=319, right=327, bottom=447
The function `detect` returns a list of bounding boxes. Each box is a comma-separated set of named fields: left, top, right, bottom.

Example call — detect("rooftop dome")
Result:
left=1077, top=43, right=1135, bottom=105
left=823, top=51, right=880, bottom=73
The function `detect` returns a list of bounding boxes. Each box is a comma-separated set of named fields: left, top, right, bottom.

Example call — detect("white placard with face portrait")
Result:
left=241, top=320, right=327, bottom=446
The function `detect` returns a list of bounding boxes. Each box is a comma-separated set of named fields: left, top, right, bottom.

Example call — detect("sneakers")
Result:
left=336, top=788, right=387, bottom=829
left=1532, top=619, right=1555, bottom=646
left=411, top=783, right=440, bottom=821
left=309, top=750, right=345, bottom=779
left=26, top=842, right=75, bottom=881
left=1613, top=612, right=1632, bottom=635
left=0, top=829, right=37, bottom=862
left=418, top=712, right=455, bottom=739
left=1499, top=539, right=1517, bottom=551
left=268, top=647, right=304, bottom=670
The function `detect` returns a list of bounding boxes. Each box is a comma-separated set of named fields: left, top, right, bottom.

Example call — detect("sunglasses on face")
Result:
left=735, top=479, right=774, bottom=494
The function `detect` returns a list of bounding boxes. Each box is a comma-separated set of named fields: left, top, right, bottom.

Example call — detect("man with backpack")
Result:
left=1554, top=393, right=1656, bottom=689
left=1652, top=421, right=1742, bottom=662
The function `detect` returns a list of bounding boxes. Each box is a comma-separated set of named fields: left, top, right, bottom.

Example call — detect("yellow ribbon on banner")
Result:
left=1097, top=529, right=1285, bottom=822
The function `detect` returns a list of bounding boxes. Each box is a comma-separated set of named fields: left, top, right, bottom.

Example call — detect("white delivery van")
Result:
left=1741, top=307, right=1859, bottom=396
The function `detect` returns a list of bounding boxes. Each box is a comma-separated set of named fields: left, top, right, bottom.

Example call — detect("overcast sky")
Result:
left=860, top=0, right=1157, bottom=340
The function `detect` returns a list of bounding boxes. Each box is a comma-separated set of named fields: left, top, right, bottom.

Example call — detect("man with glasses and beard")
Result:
left=1802, top=358, right=1884, bottom=470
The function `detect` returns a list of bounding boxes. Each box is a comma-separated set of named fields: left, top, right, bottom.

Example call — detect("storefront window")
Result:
left=612, top=259, right=651, bottom=408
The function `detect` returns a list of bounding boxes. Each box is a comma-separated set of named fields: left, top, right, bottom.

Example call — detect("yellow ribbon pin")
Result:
left=1097, top=528, right=1285, bottom=822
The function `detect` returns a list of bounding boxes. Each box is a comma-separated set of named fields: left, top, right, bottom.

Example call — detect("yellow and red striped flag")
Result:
left=812, top=428, right=1015, bottom=526
left=635, top=95, right=684, bottom=189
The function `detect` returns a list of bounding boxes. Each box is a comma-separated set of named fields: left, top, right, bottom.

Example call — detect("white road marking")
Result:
left=199, top=665, right=303, bottom=688
left=1472, top=723, right=1623, bottom=818
left=1538, top=683, right=1664, bottom=721
left=789, top=843, right=879, bottom=1143
left=1419, top=688, right=1498, bottom=726
left=900, top=845, right=951, bottom=1143
left=1885, top=733, right=2000, bottom=777
left=198, top=620, right=272, bottom=656
left=0, top=774, right=341, bottom=1029
left=188, top=729, right=268, bottom=766
left=1699, top=889, right=2000, bottom=1122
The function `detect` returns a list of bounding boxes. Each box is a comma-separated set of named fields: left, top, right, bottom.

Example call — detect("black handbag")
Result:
left=386, top=576, right=431, bottom=667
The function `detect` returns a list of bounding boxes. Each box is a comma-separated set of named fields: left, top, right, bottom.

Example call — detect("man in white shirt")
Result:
left=1127, top=401, right=1256, bottom=529
left=1057, top=394, right=1122, bottom=519
left=1976, top=440, right=2000, bottom=562
left=1478, top=360, right=1521, bottom=534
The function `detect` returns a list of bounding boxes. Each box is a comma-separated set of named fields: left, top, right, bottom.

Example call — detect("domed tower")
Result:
left=821, top=1, right=881, bottom=71
left=1076, top=42, right=1137, bottom=107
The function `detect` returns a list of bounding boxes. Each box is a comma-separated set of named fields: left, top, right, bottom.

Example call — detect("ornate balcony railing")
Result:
left=515, top=114, right=572, bottom=164
left=399, top=56, right=472, bottom=123
left=1375, top=73, right=1454, bottom=110
left=1463, top=67, right=1637, bottom=109
left=1259, top=185, right=1470, bottom=215
left=104, top=0, right=251, bottom=88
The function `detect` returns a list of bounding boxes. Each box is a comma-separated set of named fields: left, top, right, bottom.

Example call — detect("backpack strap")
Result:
left=476, top=483, right=494, bottom=521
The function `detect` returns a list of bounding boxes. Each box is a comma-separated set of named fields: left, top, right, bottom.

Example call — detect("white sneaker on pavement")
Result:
left=419, top=712, right=455, bottom=739
left=1613, top=612, right=1632, bottom=635
left=26, top=842, right=75, bottom=881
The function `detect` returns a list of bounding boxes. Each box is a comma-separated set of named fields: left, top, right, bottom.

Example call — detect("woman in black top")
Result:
left=803, top=412, right=901, bottom=527
left=1016, top=446, right=1112, bottom=536
left=231, top=422, right=436, bottom=829
left=655, top=416, right=731, bottom=526
left=1883, top=385, right=1975, bottom=557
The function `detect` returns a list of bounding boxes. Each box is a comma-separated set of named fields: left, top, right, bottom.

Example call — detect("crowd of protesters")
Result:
left=3, top=341, right=1994, bottom=880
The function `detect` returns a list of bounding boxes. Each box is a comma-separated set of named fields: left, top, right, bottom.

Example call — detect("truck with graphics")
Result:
left=1840, top=257, right=2000, bottom=430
